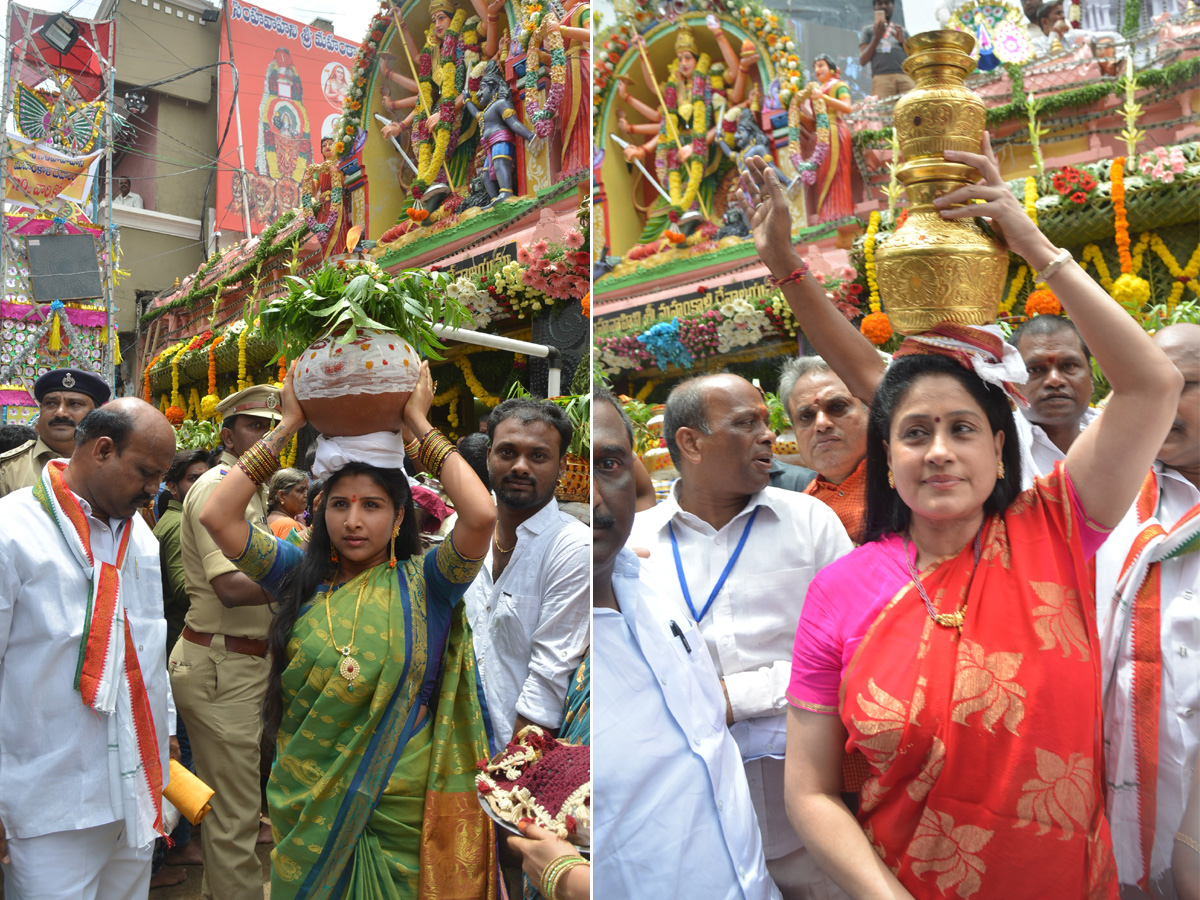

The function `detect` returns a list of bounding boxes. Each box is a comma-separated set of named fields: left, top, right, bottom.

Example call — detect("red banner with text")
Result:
left=216, top=0, right=359, bottom=234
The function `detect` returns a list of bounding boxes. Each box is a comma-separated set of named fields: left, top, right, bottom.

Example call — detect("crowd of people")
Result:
left=0, top=362, right=590, bottom=899
left=0, top=130, right=1196, bottom=900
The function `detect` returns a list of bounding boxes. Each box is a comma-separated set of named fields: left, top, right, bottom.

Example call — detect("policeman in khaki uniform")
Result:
left=0, top=368, right=110, bottom=497
left=170, top=384, right=281, bottom=900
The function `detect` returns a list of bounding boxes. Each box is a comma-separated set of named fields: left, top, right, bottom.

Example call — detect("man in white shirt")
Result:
left=112, top=177, right=144, bottom=208
left=1096, top=323, right=1200, bottom=899
left=464, top=398, right=589, bottom=752
left=1010, top=313, right=1099, bottom=484
left=592, top=387, right=781, bottom=900
left=628, top=373, right=853, bottom=899
left=0, top=398, right=177, bottom=899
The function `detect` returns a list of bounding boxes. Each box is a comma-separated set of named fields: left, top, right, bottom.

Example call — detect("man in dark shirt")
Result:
left=859, top=0, right=913, bottom=98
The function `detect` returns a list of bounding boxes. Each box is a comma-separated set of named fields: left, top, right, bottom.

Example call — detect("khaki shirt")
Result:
left=0, top=438, right=61, bottom=498
left=180, top=451, right=272, bottom=640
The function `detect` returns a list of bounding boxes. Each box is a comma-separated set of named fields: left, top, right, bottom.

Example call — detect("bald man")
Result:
left=0, top=398, right=178, bottom=899
left=1096, top=323, right=1200, bottom=898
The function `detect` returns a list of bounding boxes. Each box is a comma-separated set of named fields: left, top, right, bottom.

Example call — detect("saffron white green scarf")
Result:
left=33, top=459, right=164, bottom=849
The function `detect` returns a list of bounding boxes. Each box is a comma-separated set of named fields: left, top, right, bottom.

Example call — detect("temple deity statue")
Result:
left=461, top=60, right=535, bottom=204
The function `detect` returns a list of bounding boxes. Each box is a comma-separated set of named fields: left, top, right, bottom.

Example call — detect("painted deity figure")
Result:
left=799, top=54, right=853, bottom=226
left=301, top=136, right=348, bottom=256
left=615, top=19, right=759, bottom=236
left=717, top=106, right=787, bottom=232
left=378, top=0, right=503, bottom=203
left=461, top=61, right=535, bottom=204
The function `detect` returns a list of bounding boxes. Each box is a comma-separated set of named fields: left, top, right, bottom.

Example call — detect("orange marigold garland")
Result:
left=1024, top=288, right=1062, bottom=317
left=166, top=348, right=186, bottom=426
left=1109, top=156, right=1151, bottom=318
left=202, top=333, right=223, bottom=420
left=581, top=292, right=590, bottom=318
left=860, top=212, right=891, bottom=345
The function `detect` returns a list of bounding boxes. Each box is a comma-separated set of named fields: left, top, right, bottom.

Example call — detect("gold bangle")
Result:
left=1177, top=831, right=1200, bottom=855
left=237, top=439, right=280, bottom=487
left=1033, top=247, right=1073, bottom=282
left=542, top=856, right=587, bottom=900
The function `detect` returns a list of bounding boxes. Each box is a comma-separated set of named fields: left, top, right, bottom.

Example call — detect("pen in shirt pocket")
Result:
left=669, top=620, right=692, bottom=653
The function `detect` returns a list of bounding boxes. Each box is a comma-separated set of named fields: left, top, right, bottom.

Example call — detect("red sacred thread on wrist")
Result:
left=769, top=261, right=810, bottom=287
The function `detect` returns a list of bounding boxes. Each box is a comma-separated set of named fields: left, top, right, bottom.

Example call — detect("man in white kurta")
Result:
left=1096, top=324, right=1200, bottom=899
left=464, top=400, right=589, bottom=752
left=592, top=389, right=780, bottom=900
left=628, top=374, right=853, bottom=899
left=0, top=399, right=176, bottom=900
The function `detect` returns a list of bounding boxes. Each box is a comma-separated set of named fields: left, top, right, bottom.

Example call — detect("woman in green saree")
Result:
left=200, top=363, right=498, bottom=900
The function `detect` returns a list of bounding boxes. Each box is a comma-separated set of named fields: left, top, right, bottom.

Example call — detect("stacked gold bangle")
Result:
left=417, top=427, right=456, bottom=479
left=403, top=437, right=421, bottom=465
left=237, top=439, right=281, bottom=486
left=539, top=854, right=587, bottom=900
left=1177, top=831, right=1200, bottom=855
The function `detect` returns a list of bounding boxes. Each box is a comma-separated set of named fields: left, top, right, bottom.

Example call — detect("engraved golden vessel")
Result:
left=875, top=30, right=1009, bottom=334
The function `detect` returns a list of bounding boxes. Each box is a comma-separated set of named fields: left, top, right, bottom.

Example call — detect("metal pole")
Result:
left=104, top=18, right=116, bottom=389
left=223, top=0, right=253, bottom=239
left=429, top=326, right=564, bottom=398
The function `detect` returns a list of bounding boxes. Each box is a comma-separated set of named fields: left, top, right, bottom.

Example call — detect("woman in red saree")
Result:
left=736, top=138, right=1184, bottom=899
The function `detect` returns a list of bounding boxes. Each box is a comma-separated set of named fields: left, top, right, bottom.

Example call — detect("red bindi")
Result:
left=351, top=494, right=358, bottom=503
left=934, top=416, right=941, bottom=423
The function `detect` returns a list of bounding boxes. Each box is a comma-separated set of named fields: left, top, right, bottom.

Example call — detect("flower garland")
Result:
left=860, top=212, right=891, bottom=345
left=165, top=347, right=186, bottom=426
left=202, top=333, right=224, bottom=419
left=282, top=435, right=298, bottom=468
left=455, top=354, right=500, bottom=406
left=522, top=9, right=567, bottom=139
left=1001, top=265, right=1027, bottom=315
left=1109, top=156, right=1151, bottom=317
left=787, top=89, right=829, bottom=185
left=1023, top=176, right=1038, bottom=226
left=431, top=383, right=461, bottom=433
left=335, top=2, right=395, bottom=157
left=1149, top=234, right=1200, bottom=311
left=237, top=326, right=249, bottom=390
left=412, top=9, right=468, bottom=197
left=660, top=53, right=711, bottom=221
left=301, top=161, right=345, bottom=248
left=1081, top=244, right=1113, bottom=290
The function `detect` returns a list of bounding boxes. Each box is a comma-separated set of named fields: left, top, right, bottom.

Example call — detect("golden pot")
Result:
left=876, top=30, right=1008, bottom=335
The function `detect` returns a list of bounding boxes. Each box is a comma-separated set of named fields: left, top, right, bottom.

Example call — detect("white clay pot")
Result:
left=293, top=328, right=421, bottom=436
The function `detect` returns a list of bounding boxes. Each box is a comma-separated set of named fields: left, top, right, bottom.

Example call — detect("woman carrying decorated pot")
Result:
left=199, top=361, right=497, bottom=900
left=736, top=135, right=1182, bottom=898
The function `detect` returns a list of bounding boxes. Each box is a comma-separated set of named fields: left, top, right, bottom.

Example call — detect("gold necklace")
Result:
left=493, top=529, right=516, bottom=554
left=326, top=575, right=368, bottom=690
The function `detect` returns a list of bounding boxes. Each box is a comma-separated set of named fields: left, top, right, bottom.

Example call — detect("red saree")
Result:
left=794, top=465, right=1119, bottom=899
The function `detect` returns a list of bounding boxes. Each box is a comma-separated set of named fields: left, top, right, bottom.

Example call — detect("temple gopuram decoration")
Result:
left=138, top=0, right=591, bottom=467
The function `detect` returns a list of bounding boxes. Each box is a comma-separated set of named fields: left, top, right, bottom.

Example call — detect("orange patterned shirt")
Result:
left=803, top=457, right=867, bottom=543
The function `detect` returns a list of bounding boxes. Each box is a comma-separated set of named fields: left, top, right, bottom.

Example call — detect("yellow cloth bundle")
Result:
left=163, top=759, right=214, bottom=825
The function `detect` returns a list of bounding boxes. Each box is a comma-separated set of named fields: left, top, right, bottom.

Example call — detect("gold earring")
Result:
left=997, top=460, right=1006, bottom=481
left=887, top=469, right=895, bottom=489
left=388, top=521, right=401, bottom=569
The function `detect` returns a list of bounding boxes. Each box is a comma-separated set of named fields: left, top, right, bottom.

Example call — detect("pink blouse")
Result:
left=787, top=469, right=1108, bottom=714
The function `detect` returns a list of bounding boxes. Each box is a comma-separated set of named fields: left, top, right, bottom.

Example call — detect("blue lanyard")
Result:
left=669, top=507, right=760, bottom=622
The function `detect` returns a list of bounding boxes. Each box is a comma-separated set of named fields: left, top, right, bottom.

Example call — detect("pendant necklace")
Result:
left=326, top=575, right=369, bottom=690
left=902, top=524, right=984, bottom=635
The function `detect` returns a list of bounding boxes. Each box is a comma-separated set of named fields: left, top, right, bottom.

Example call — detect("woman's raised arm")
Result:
left=199, top=367, right=306, bottom=558
left=937, top=135, right=1183, bottom=527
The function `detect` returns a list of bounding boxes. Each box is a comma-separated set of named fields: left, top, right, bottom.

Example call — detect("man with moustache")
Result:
left=779, top=357, right=869, bottom=542
left=0, top=368, right=110, bottom=497
left=1010, top=314, right=1098, bottom=484
left=0, top=399, right=178, bottom=898
left=464, top=398, right=589, bottom=752
left=1097, top=322, right=1200, bottom=899
left=592, top=387, right=781, bottom=899
left=628, top=373, right=852, bottom=899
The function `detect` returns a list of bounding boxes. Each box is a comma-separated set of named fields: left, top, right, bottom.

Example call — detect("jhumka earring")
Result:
left=330, top=548, right=339, bottom=564
left=887, top=470, right=895, bottom=489
left=388, top=522, right=401, bottom=569
left=997, top=460, right=1006, bottom=481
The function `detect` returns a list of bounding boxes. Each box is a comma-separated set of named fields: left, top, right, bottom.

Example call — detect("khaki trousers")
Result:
left=872, top=72, right=915, bottom=98
left=170, top=635, right=269, bottom=900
